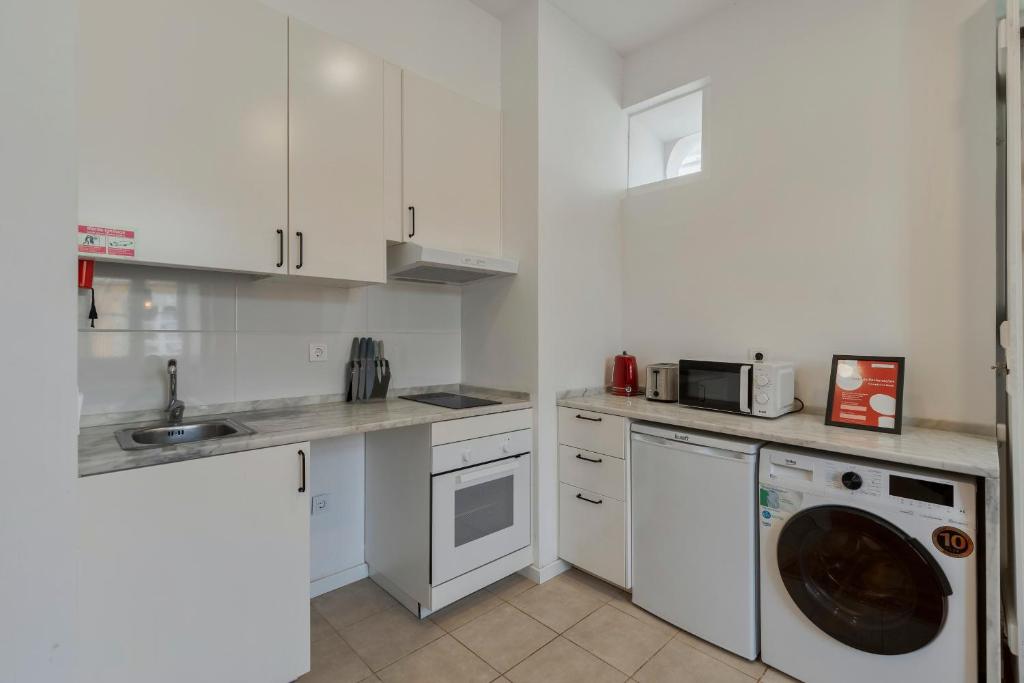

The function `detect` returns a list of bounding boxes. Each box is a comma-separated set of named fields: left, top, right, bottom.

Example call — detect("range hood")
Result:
left=387, top=243, right=518, bottom=285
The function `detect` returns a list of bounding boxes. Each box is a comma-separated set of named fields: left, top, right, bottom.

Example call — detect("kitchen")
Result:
left=0, top=0, right=1015, bottom=682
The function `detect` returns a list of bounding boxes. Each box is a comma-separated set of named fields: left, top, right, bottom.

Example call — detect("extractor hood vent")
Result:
left=387, top=243, right=518, bottom=285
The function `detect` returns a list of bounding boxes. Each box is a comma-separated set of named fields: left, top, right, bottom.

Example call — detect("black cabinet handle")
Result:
left=575, top=453, right=603, bottom=464
left=296, top=231, right=304, bottom=270
left=298, top=450, right=306, bottom=493
left=575, top=414, right=602, bottom=422
left=576, top=493, right=603, bottom=505
left=408, top=206, right=416, bottom=238
left=276, top=229, right=284, bottom=268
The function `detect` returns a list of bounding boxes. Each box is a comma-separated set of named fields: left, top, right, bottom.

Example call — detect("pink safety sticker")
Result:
left=78, top=225, right=136, bottom=257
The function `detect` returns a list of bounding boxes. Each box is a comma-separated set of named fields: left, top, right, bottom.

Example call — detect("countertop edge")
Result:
left=80, top=397, right=532, bottom=478
left=557, top=396, right=999, bottom=479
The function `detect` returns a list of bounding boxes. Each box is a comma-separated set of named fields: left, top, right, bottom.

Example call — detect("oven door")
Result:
left=678, top=360, right=752, bottom=413
left=431, top=453, right=531, bottom=586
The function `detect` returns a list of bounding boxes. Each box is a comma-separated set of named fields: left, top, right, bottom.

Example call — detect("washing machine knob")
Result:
left=841, top=471, right=863, bottom=490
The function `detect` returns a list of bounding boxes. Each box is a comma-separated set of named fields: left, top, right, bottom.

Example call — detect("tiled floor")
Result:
left=303, top=569, right=800, bottom=683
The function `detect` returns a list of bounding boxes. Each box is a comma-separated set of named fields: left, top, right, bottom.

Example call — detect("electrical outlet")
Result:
left=309, top=343, right=327, bottom=363
left=311, top=493, right=330, bottom=516
left=748, top=348, right=769, bottom=362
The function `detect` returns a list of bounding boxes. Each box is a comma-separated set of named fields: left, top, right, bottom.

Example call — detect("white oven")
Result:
left=431, top=428, right=532, bottom=586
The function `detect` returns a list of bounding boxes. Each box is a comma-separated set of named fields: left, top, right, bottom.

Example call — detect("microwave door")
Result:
left=739, top=365, right=752, bottom=413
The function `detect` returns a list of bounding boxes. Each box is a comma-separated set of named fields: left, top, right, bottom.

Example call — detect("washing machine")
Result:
left=758, top=444, right=978, bottom=683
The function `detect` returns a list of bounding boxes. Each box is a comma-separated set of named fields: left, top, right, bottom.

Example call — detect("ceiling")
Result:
left=468, top=0, right=738, bottom=55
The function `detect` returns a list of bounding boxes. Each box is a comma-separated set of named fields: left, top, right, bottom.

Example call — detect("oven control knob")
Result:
left=755, top=375, right=769, bottom=387
left=841, top=471, right=863, bottom=491
left=755, top=391, right=769, bottom=404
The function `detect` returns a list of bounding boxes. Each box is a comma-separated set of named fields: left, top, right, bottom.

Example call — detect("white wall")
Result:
left=535, top=1, right=625, bottom=568
left=260, top=0, right=501, bottom=107
left=622, top=0, right=995, bottom=427
left=310, top=435, right=365, bottom=586
left=0, top=0, right=78, bottom=680
left=78, top=263, right=462, bottom=415
left=462, top=0, right=539, bottom=396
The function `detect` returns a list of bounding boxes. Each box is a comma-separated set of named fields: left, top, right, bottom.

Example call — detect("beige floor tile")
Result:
left=313, top=578, right=399, bottom=631
left=505, top=637, right=628, bottom=683
left=509, top=573, right=606, bottom=632
left=310, top=608, right=337, bottom=644
left=485, top=573, right=536, bottom=600
left=377, top=634, right=499, bottom=683
left=429, top=589, right=504, bottom=632
left=760, top=668, right=801, bottom=682
left=564, top=604, right=674, bottom=676
left=672, top=629, right=766, bottom=678
left=606, top=597, right=678, bottom=639
left=340, top=605, right=445, bottom=671
left=634, top=637, right=752, bottom=683
left=299, top=632, right=373, bottom=683
left=451, top=602, right=557, bottom=673
left=563, top=568, right=630, bottom=602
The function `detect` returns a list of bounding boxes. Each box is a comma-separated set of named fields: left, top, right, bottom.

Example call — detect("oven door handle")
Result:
left=456, top=459, right=522, bottom=486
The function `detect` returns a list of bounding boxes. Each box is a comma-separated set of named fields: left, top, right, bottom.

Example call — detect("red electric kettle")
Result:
left=611, top=351, right=639, bottom=397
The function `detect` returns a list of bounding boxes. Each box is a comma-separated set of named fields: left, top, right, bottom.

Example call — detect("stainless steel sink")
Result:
left=115, top=418, right=255, bottom=451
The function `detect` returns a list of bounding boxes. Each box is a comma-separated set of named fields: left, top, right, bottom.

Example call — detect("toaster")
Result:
left=645, top=363, right=679, bottom=402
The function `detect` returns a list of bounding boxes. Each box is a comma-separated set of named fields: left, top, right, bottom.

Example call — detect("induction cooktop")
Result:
left=399, top=392, right=501, bottom=409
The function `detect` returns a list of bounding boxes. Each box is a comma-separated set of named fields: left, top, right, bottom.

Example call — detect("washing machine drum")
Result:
left=777, top=505, right=953, bottom=656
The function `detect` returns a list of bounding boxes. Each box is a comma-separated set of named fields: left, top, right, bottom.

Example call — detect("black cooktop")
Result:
left=400, top=392, right=501, bottom=409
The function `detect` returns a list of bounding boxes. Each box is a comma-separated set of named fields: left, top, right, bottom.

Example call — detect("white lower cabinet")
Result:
left=78, top=444, right=311, bottom=683
left=558, top=483, right=626, bottom=587
left=557, top=407, right=630, bottom=588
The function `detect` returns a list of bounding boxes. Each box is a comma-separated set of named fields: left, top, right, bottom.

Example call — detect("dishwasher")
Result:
left=630, top=422, right=764, bottom=660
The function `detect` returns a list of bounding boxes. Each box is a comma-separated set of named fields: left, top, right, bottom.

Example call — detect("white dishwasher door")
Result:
left=630, top=425, right=760, bottom=660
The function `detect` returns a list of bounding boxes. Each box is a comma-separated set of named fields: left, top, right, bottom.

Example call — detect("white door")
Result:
left=78, top=445, right=311, bottom=683
left=432, top=454, right=531, bottom=585
left=79, top=0, right=288, bottom=274
left=402, top=72, right=501, bottom=256
left=288, top=19, right=386, bottom=282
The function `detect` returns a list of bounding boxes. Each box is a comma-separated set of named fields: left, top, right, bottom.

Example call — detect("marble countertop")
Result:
left=558, top=392, right=999, bottom=479
left=80, top=389, right=531, bottom=477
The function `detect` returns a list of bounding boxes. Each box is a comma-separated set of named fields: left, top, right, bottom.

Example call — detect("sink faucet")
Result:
left=166, top=359, right=185, bottom=424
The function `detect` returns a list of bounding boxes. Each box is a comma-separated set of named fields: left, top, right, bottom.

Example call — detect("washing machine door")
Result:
left=777, top=505, right=952, bottom=655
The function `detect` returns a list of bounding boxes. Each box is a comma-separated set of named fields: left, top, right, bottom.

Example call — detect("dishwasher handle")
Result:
left=631, top=433, right=753, bottom=463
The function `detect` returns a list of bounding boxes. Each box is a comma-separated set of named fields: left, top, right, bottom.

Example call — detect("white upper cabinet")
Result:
left=288, top=19, right=385, bottom=283
left=79, top=0, right=288, bottom=275
left=401, top=72, right=502, bottom=256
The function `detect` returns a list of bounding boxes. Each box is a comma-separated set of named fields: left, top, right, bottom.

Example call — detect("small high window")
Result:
left=627, top=85, right=704, bottom=190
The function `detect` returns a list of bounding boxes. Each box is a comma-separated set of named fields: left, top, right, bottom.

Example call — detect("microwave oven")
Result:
left=678, top=360, right=796, bottom=418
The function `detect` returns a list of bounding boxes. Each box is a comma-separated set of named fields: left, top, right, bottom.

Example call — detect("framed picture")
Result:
left=825, top=355, right=905, bottom=434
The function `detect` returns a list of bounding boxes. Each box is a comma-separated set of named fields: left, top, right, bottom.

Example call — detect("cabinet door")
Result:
left=78, top=445, right=311, bottom=683
left=402, top=72, right=501, bottom=256
left=289, top=19, right=385, bottom=282
left=79, top=0, right=288, bottom=274
left=558, top=482, right=627, bottom=588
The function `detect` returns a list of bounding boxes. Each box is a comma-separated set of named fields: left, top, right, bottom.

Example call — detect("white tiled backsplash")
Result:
left=77, top=263, right=462, bottom=415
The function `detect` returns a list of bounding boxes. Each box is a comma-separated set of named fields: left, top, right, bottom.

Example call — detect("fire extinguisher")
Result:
left=78, top=259, right=99, bottom=327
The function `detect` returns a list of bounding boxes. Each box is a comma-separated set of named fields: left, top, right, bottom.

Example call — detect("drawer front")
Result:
left=558, top=444, right=625, bottom=501
left=432, top=408, right=533, bottom=446
left=557, top=407, right=625, bottom=458
left=558, top=482, right=625, bottom=587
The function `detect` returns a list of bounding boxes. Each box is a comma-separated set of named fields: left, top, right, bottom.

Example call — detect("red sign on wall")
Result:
left=825, top=356, right=905, bottom=434
left=78, top=225, right=136, bottom=257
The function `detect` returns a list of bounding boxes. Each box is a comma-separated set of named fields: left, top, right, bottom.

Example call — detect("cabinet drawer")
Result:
left=558, top=444, right=625, bottom=501
left=557, top=407, right=625, bottom=458
left=558, top=482, right=625, bottom=588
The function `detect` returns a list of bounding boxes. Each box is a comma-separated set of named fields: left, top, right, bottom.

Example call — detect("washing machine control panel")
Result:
left=825, top=464, right=883, bottom=497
